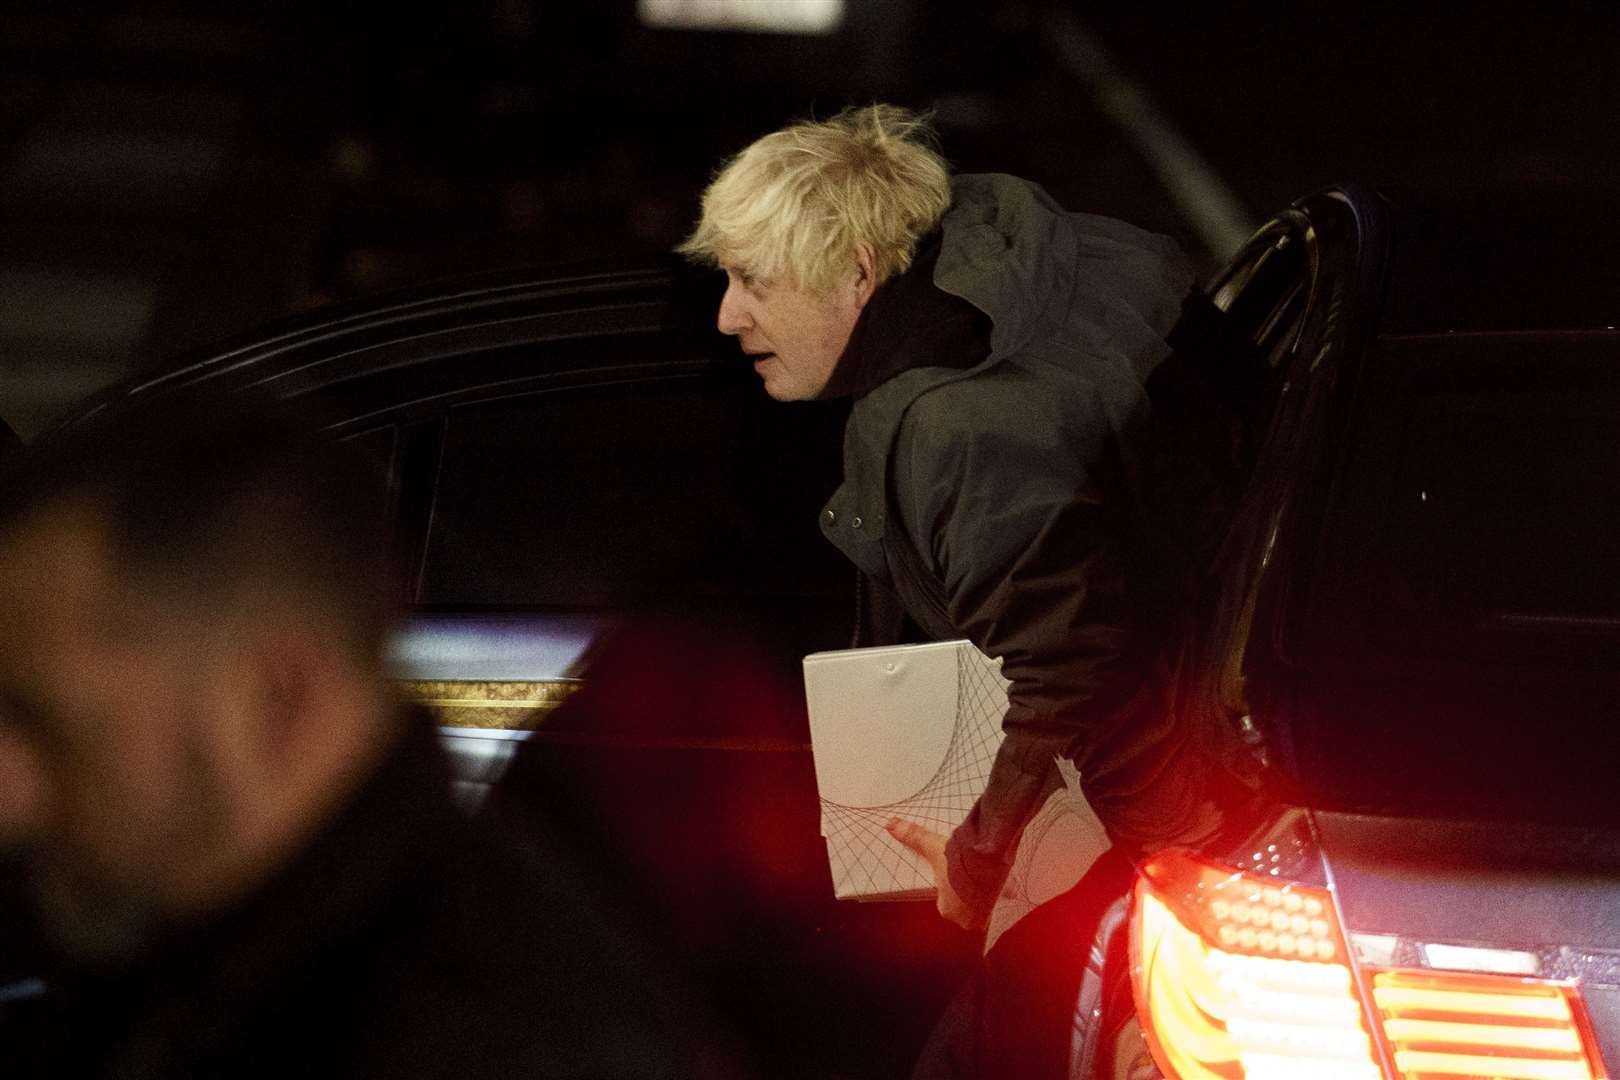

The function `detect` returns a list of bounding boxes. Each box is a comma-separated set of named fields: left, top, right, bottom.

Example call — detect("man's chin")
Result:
left=757, top=375, right=790, bottom=401
left=757, top=372, right=816, bottom=403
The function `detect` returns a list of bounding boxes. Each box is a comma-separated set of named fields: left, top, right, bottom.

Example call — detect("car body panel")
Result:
left=1087, top=184, right=1620, bottom=1078
left=1257, top=328, right=1620, bottom=825
left=1317, top=811, right=1620, bottom=951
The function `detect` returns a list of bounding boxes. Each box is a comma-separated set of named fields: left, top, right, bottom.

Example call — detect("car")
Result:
left=1076, top=185, right=1620, bottom=1079
left=11, top=181, right=1618, bottom=1080
left=1, top=258, right=973, bottom=1078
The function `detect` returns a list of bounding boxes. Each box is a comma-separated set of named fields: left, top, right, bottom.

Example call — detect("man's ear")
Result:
left=178, top=614, right=313, bottom=823
left=212, top=606, right=347, bottom=760
left=189, top=609, right=391, bottom=895
left=255, top=620, right=323, bottom=755
left=852, top=243, right=880, bottom=310
left=203, top=612, right=323, bottom=773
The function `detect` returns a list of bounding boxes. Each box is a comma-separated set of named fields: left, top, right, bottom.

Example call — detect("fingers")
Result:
left=886, top=818, right=977, bottom=928
left=885, top=817, right=947, bottom=861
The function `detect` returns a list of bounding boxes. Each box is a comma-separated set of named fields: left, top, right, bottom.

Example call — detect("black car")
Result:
left=1081, top=186, right=1620, bottom=1079
left=10, top=183, right=1620, bottom=1080
left=5, top=259, right=971, bottom=1078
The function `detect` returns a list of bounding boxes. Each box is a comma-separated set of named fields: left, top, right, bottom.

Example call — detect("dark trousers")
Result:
left=912, top=846, right=1136, bottom=1080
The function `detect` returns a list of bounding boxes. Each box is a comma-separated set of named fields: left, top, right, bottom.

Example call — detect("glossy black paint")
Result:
left=1087, top=185, right=1620, bottom=1077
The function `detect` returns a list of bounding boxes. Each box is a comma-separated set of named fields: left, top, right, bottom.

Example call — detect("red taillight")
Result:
left=1129, top=848, right=1611, bottom=1080
left=1130, top=848, right=1383, bottom=1079
left=1370, top=968, right=1606, bottom=1080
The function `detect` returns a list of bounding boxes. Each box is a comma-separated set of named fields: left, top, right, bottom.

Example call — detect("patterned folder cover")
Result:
left=803, top=640, right=1009, bottom=901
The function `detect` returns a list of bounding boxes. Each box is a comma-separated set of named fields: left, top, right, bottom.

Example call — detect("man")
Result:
left=0, top=391, right=738, bottom=1079
left=679, top=105, right=1254, bottom=1073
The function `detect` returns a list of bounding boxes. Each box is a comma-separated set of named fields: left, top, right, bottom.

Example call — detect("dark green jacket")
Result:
left=820, top=174, right=1222, bottom=919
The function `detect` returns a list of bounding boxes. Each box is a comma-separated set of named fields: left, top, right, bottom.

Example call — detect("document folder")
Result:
left=803, top=640, right=1009, bottom=901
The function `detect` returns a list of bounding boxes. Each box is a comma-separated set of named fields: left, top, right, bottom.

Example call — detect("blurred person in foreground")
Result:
left=0, top=390, right=737, bottom=1079
left=678, top=105, right=1260, bottom=1077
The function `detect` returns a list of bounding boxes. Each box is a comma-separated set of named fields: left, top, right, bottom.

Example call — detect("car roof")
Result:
left=36, top=258, right=727, bottom=441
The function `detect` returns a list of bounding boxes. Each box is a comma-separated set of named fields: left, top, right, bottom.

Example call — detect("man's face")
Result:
left=0, top=503, right=227, bottom=963
left=716, top=262, right=868, bottom=401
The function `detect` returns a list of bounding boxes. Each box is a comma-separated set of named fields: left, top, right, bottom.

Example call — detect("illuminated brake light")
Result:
left=1131, top=848, right=1383, bottom=1079
left=1371, top=969, right=1606, bottom=1080
left=1130, top=847, right=1613, bottom=1080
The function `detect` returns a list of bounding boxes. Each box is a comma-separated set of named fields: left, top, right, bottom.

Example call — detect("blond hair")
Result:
left=677, top=104, right=952, bottom=294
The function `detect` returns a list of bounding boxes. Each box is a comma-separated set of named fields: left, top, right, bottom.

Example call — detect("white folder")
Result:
left=803, top=640, right=1009, bottom=901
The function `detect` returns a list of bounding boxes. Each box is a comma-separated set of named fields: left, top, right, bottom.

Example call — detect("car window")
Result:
left=422, top=381, right=741, bottom=607
left=343, top=423, right=400, bottom=490
left=416, top=372, right=849, bottom=618
left=1328, top=336, right=1620, bottom=660
left=1387, top=364, right=1620, bottom=631
left=258, top=280, right=853, bottom=724
left=1273, top=334, right=1620, bottom=823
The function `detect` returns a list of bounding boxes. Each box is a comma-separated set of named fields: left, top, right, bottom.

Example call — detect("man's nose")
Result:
left=717, top=282, right=752, bottom=336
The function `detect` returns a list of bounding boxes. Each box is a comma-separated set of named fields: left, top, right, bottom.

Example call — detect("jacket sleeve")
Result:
left=893, top=391, right=1175, bottom=921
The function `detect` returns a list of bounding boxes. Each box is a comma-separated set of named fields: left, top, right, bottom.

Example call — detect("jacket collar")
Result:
left=816, top=231, right=990, bottom=403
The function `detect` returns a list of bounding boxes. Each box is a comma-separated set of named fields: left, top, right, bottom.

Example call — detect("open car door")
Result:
left=1076, top=184, right=1392, bottom=1080
left=1140, top=184, right=1391, bottom=789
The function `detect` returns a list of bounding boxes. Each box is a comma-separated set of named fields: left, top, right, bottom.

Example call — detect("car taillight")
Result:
left=1131, top=848, right=1383, bottom=1079
left=1369, top=968, right=1606, bottom=1080
left=1130, top=848, right=1610, bottom=1080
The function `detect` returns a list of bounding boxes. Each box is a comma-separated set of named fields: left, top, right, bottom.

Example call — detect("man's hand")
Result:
left=886, top=818, right=977, bottom=929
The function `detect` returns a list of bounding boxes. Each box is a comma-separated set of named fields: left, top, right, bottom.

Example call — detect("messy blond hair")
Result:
left=677, top=104, right=952, bottom=295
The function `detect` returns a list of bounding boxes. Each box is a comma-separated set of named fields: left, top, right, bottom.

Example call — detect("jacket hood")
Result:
left=936, top=173, right=1189, bottom=375
left=820, top=173, right=1192, bottom=578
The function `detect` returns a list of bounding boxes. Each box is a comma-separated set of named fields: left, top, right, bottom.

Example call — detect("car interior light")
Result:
left=635, top=0, right=844, bottom=34
left=1130, top=848, right=1384, bottom=1079
left=1370, top=968, right=1607, bottom=1080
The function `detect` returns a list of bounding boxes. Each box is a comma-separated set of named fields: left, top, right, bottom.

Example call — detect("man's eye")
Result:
left=726, top=268, right=767, bottom=296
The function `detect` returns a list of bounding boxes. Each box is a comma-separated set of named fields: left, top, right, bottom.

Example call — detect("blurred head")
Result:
left=677, top=104, right=952, bottom=400
left=0, top=390, right=399, bottom=964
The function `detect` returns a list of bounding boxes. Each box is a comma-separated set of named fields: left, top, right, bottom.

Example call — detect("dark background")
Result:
left=3, top=0, right=1618, bottom=436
